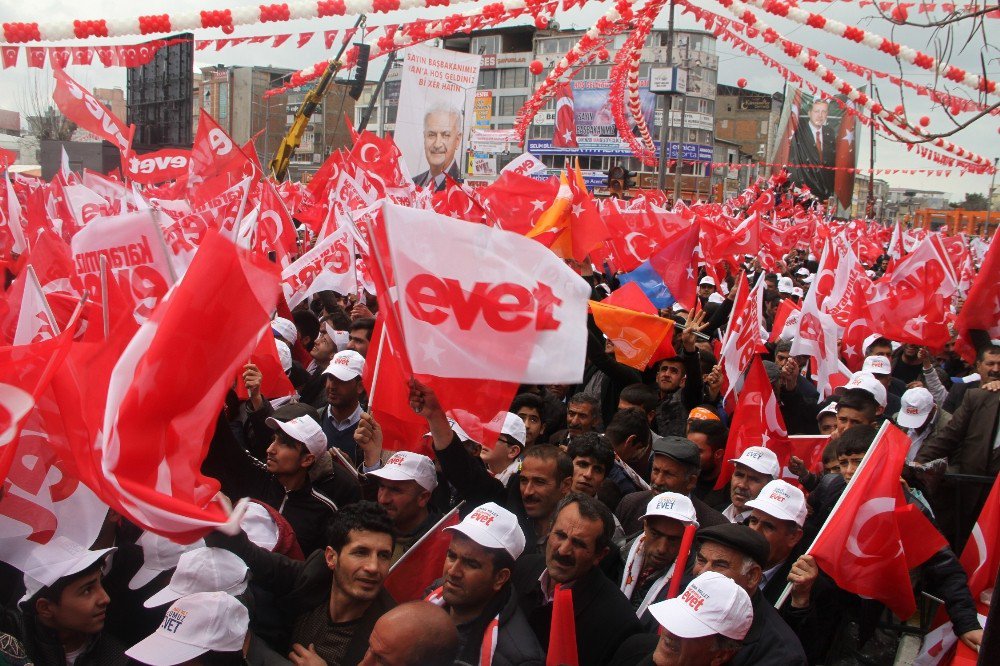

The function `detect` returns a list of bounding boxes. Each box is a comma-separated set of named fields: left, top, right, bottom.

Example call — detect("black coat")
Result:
left=511, top=554, right=640, bottom=666
left=730, top=589, right=808, bottom=666
left=0, top=609, right=130, bottom=666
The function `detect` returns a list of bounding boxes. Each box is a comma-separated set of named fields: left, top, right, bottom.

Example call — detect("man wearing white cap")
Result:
left=424, top=502, right=545, bottom=665
left=896, top=386, right=949, bottom=461
left=620, top=492, right=699, bottom=628
left=697, top=276, right=716, bottom=307
left=1, top=537, right=125, bottom=665
left=612, top=571, right=753, bottom=666
left=481, top=412, right=528, bottom=487
left=832, top=381, right=883, bottom=438
left=776, top=276, right=794, bottom=297
left=745, top=480, right=808, bottom=604
left=722, top=447, right=780, bottom=524
left=321, top=349, right=367, bottom=464
left=861, top=355, right=903, bottom=416
left=368, top=450, right=441, bottom=563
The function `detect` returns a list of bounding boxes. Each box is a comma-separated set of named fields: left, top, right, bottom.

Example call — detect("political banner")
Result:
left=395, top=44, right=481, bottom=191
left=281, top=225, right=356, bottom=308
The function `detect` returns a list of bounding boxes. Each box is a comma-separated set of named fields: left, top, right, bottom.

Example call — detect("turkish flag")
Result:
left=432, top=177, right=489, bottom=224
left=48, top=47, right=71, bottom=70
left=1, top=46, right=18, bottom=69
left=648, top=220, right=701, bottom=310
left=552, top=83, right=578, bottom=148
left=52, top=68, right=133, bottom=154
left=528, top=169, right=609, bottom=263
left=832, top=115, right=857, bottom=212
left=769, top=297, right=800, bottom=343
left=546, top=584, right=579, bottom=666
left=254, top=181, right=297, bottom=267
left=590, top=300, right=675, bottom=370
left=477, top=171, right=560, bottom=236
left=714, top=356, right=788, bottom=490
left=602, top=281, right=657, bottom=315
left=810, top=423, right=948, bottom=620
left=718, top=274, right=767, bottom=396
left=349, top=131, right=409, bottom=190
left=234, top=332, right=296, bottom=402
left=960, top=473, right=1000, bottom=604
left=71, top=47, right=93, bottom=66
left=297, top=32, right=314, bottom=48
left=383, top=506, right=461, bottom=602
left=955, top=230, right=1000, bottom=363
left=25, top=47, right=46, bottom=69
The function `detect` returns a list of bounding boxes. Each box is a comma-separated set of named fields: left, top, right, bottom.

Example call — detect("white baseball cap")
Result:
left=497, top=412, right=527, bottom=447
left=126, top=591, right=249, bottom=665
left=640, top=492, right=699, bottom=527
left=368, top=451, right=438, bottom=491
left=729, top=446, right=780, bottom=478
left=745, top=480, right=807, bottom=526
left=802, top=274, right=814, bottom=284
left=323, top=350, right=365, bottom=381
left=863, top=333, right=886, bottom=352
left=19, top=537, right=115, bottom=606
left=862, top=355, right=892, bottom=376
left=816, top=401, right=838, bottom=420
left=699, top=276, right=715, bottom=286
left=275, top=340, right=292, bottom=373
left=239, top=502, right=279, bottom=552
left=777, top=277, right=794, bottom=294
left=792, top=287, right=804, bottom=298
left=144, top=548, right=249, bottom=608
left=445, top=502, right=526, bottom=560
left=898, top=387, right=935, bottom=429
left=844, top=371, right=887, bottom=408
left=130, top=533, right=206, bottom=591
left=265, top=414, right=327, bottom=458
left=708, top=293, right=725, bottom=304
left=271, top=317, right=298, bottom=345
left=648, top=571, right=753, bottom=640
left=795, top=267, right=809, bottom=277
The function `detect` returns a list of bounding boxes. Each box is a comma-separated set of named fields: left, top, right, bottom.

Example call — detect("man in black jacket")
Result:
left=425, top=502, right=545, bottom=665
left=654, top=312, right=708, bottom=437
left=511, top=494, right=641, bottom=666
left=207, top=501, right=396, bottom=666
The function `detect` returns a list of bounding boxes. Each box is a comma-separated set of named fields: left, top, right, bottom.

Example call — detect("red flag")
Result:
left=955, top=232, right=1000, bottom=363
left=96, top=231, right=281, bottom=541
left=810, top=423, right=948, bottom=619
left=960, top=473, right=1000, bottom=604
left=832, top=116, right=857, bottom=212
left=235, top=332, right=296, bottom=402
left=188, top=110, right=255, bottom=196
left=552, top=84, right=578, bottom=149
left=602, top=281, right=657, bottom=315
left=1, top=46, right=18, bottom=69
left=714, top=357, right=788, bottom=490
left=477, top=171, right=560, bottom=236
left=255, top=181, right=298, bottom=267
left=718, top=274, right=767, bottom=396
left=383, top=506, right=461, bottom=602
left=546, top=584, right=579, bottom=666
left=647, top=221, right=701, bottom=310
left=51, top=68, right=133, bottom=154
left=768, top=298, right=801, bottom=343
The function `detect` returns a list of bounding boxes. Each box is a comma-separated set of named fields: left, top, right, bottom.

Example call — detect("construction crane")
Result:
left=269, top=15, right=365, bottom=181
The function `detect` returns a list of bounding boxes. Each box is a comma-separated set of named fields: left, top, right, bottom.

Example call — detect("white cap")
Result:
left=126, top=591, right=249, bottom=665
left=19, top=537, right=115, bottom=606
left=699, top=276, right=715, bottom=286
left=862, top=333, right=884, bottom=352
left=322, top=322, right=350, bottom=351
left=802, top=274, right=814, bottom=284
left=144, top=548, right=249, bottom=608
left=490, top=412, right=526, bottom=447
left=368, top=451, right=438, bottom=491
left=323, top=349, right=365, bottom=381
left=671, top=302, right=688, bottom=313
left=130, top=533, right=205, bottom=591
left=271, top=317, right=297, bottom=345
left=275, top=340, right=292, bottom=373
left=862, top=355, right=891, bottom=376
left=816, top=401, right=838, bottom=420
left=445, top=502, right=526, bottom=560
left=265, top=414, right=327, bottom=458
left=746, top=480, right=807, bottom=526
left=708, top=293, right=725, bottom=305
left=898, top=387, right=934, bottom=429
left=795, top=267, right=809, bottom=277
left=729, top=446, right=780, bottom=478
left=239, top=502, right=279, bottom=552
left=640, top=492, right=699, bottom=527
left=866, top=269, right=876, bottom=278
left=777, top=277, right=794, bottom=294
left=648, top=571, right=753, bottom=640
left=792, top=287, right=804, bottom=298
left=844, top=371, right=887, bottom=408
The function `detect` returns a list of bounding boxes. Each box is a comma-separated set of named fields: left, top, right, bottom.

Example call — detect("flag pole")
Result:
left=774, top=420, right=890, bottom=609
left=666, top=522, right=698, bottom=599
left=367, top=322, right=388, bottom=413
left=388, top=501, right=464, bottom=575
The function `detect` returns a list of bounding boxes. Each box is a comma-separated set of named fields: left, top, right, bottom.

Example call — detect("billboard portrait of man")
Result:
left=412, top=104, right=463, bottom=192
left=788, top=98, right=837, bottom=202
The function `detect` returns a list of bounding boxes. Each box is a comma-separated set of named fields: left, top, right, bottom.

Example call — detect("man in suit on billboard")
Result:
left=412, top=104, right=463, bottom=192
left=789, top=99, right=836, bottom=203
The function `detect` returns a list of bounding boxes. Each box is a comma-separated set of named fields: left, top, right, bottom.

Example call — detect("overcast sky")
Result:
left=0, top=0, right=996, bottom=201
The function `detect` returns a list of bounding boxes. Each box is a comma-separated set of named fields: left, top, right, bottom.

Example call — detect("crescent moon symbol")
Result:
left=358, top=143, right=379, bottom=164
left=846, top=497, right=902, bottom=559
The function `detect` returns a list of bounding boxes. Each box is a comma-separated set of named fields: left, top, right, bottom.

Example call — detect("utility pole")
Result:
left=985, top=156, right=998, bottom=237
left=673, top=35, right=689, bottom=204
left=655, top=0, right=676, bottom=193
left=866, top=75, right=876, bottom=220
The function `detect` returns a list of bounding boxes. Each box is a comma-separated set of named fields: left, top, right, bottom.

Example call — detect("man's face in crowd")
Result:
left=867, top=343, right=892, bottom=358
left=423, top=111, right=461, bottom=175
left=698, top=284, right=714, bottom=299
left=774, top=350, right=790, bottom=367
left=657, top=361, right=686, bottom=394
left=347, top=329, right=371, bottom=357
left=808, top=101, right=829, bottom=127
left=902, top=344, right=921, bottom=361
left=817, top=414, right=838, bottom=436
left=311, top=330, right=336, bottom=363
left=566, top=402, right=597, bottom=436
left=517, top=407, right=543, bottom=447
left=687, top=432, right=723, bottom=476
left=835, top=408, right=873, bottom=436
left=872, top=372, right=892, bottom=389
left=545, top=502, right=608, bottom=584
left=977, top=351, right=1000, bottom=381
left=823, top=457, right=841, bottom=475
left=266, top=436, right=312, bottom=476
left=838, top=452, right=866, bottom=483
left=694, top=541, right=760, bottom=593
left=519, top=456, right=570, bottom=520
left=548, top=384, right=569, bottom=400
left=653, top=629, right=734, bottom=666
left=570, top=455, right=607, bottom=496
left=642, top=516, right=686, bottom=573
left=480, top=436, right=519, bottom=472
left=326, top=529, right=393, bottom=603
left=442, top=533, right=509, bottom=612
left=36, top=569, right=110, bottom=638
left=747, top=509, right=802, bottom=568
left=730, top=464, right=771, bottom=513
left=326, top=376, right=362, bottom=409
left=650, top=455, right=696, bottom=494
left=377, top=479, right=429, bottom=528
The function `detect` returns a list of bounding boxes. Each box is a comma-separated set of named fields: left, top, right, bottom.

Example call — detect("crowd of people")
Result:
left=1, top=235, right=997, bottom=666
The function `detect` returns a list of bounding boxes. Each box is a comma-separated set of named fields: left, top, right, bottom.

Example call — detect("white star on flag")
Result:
left=421, top=338, right=445, bottom=365
left=562, top=130, right=573, bottom=141
left=530, top=199, right=546, bottom=212
left=572, top=204, right=584, bottom=216
left=843, top=130, right=854, bottom=145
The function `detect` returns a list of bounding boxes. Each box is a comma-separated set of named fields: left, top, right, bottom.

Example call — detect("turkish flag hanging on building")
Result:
left=810, top=423, right=948, bottom=620
left=552, top=83, right=579, bottom=148
left=832, top=114, right=858, bottom=212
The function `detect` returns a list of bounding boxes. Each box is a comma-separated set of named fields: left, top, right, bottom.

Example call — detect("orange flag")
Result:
left=590, top=300, right=675, bottom=370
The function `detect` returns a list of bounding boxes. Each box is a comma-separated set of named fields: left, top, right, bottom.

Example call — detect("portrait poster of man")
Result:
left=395, top=44, right=482, bottom=192
left=771, top=87, right=857, bottom=214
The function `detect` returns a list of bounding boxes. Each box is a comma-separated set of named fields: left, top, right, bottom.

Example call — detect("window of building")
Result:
left=218, top=83, right=229, bottom=119
left=581, top=65, right=610, bottom=80
left=531, top=124, right=555, bottom=139
left=478, top=69, right=498, bottom=89
left=500, top=68, right=528, bottom=88
left=497, top=95, right=526, bottom=116
left=385, top=106, right=397, bottom=124
left=472, top=35, right=501, bottom=54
